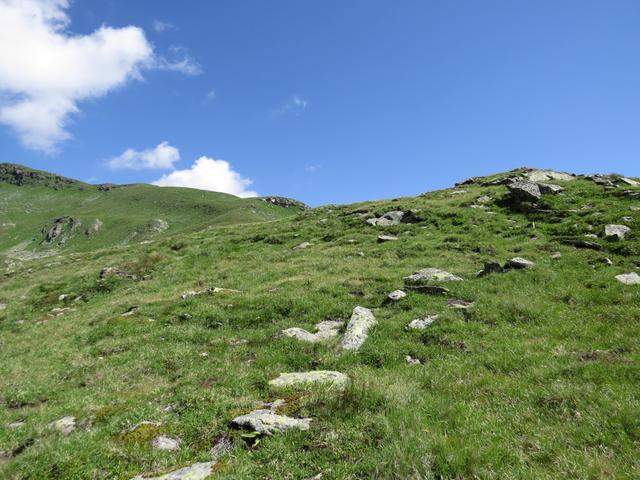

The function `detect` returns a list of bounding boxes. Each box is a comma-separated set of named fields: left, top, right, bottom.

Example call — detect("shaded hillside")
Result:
left=0, top=167, right=639, bottom=479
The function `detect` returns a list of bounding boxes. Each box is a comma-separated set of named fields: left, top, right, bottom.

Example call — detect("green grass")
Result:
left=0, top=170, right=639, bottom=479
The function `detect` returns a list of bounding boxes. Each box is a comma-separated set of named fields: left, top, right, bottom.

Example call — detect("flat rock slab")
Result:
left=280, top=320, right=343, bottom=343
left=131, top=462, right=217, bottom=480
left=181, top=287, right=241, bottom=300
left=504, top=257, right=535, bottom=269
left=447, top=299, right=474, bottom=309
left=280, top=327, right=319, bottom=343
left=293, top=242, right=312, bottom=250
left=605, top=224, right=631, bottom=241
left=615, top=273, right=640, bottom=285
left=537, top=183, right=565, bottom=194
left=152, top=435, right=181, bottom=452
left=269, top=371, right=349, bottom=390
left=341, top=306, right=376, bottom=351
left=231, top=409, right=311, bottom=435
left=404, top=268, right=463, bottom=285
left=387, top=290, right=407, bottom=302
left=406, top=315, right=438, bottom=330
left=51, top=416, right=76, bottom=436
left=377, top=234, right=398, bottom=243
left=525, top=170, right=575, bottom=182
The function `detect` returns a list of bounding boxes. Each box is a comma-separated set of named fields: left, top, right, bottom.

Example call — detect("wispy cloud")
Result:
left=152, top=19, right=176, bottom=33
left=272, top=95, right=308, bottom=118
left=305, top=164, right=321, bottom=173
left=205, top=89, right=216, bottom=102
left=0, top=1, right=201, bottom=152
left=107, top=142, right=180, bottom=170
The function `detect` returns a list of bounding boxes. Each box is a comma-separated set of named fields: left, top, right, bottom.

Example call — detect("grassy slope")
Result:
left=0, top=182, right=296, bottom=259
left=0, top=173, right=639, bottom=479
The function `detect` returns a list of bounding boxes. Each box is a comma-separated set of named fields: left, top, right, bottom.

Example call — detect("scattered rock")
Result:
left=604, top=224, right=631, bottom=241
left=622, top=216, right=633, bottom=222
left=405, top=355, right=421, bottom=366
left=377, top=234, right=398, bottom=243
left=51, top=416, right=76, bottom=436
left=406, top=315, right=438, bottom=330
left=603, top=257, right=613, bottom=266
left=387, top=290, right=407, bottom=302
left=231, top=410, right=310, bottom=435
left=148, top=219, right=169, bottom=233
left=293, top=242, right=312, bottom=250
left=447, top=298, right=474, bottom=309
left=585, top=175, right=615, bottom=187
left=504, top=257, right=535, bottom=269
left=615, top=273, right=640, bottom=285
left=280, top=327, right=319, bottom=343
left=280, top=320, right=343, bottom=343
left=209, top=434, right=233, bottom=460
left=269, top=371, right=350, bottom=390
left=537, top=183, right=565, bottom=194
left=476, top=195, right=492, bottom=205
left=181, top=287, right=241, bottom=300
left=0, top=303, right=6, bottom=311
left=404, top=268, right=463, bottom=285
left=152, top=435, right=181, bottom=452
left=341, top=306, right=376, bottom=351
left=551, top=252, right=562, bottom=259
left=366, top=211, right=405, bottom=226
left=131, top=462, right=217, bottom=480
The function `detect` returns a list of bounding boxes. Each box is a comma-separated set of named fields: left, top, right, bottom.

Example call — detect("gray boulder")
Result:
left=404, top=268, right=462, bottom=285
left=293, top=241, right=312, bottom=250
left=406, top=315, right=438, bottom=330
left=604, top=224, right=631, bottom=241
left=387, top=290, right=407, bottom=302
left=231, top=410, right=310, bottom=435
left=615, top=273, right=640, bottom=285
left=341, top=306, right=377, bottom=351
left=367, top=211, right=405, bottom=226
left=152, top=435, right=181, bottom=452
left=524, top=170, right=574, bottom=182
left=280, top=320, right=343, bottom=343
left=507, top=181, right=542, bottom=203
left=537, top=183, right=564, bottom=194
left=50, top=416, right=76, bottom=436
left=377, top=234, right=398, bottom=243
left=504, top=257, right=535, bottom=269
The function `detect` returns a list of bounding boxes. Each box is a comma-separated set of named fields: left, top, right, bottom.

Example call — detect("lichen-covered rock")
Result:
left=537, top=183, right=565, bottom=194
left=231, top=409, right=311, bottom=435
left=404, top=268, right=462, bottom=285
left=152, top=435, right=181, bottom=452
left=279, top=320, right=343, bottom=343
left=377, top=234, right=398, bottom=243
left=51, top=416, right=76, bottom=436
left=615, top=272, right=640, bottom=285
left=504, top=257, right=535, bottom=269
left=280, top=327, right=320, bottom=343
left=341, top=306, right=376, bottom=351
left=387, top=290, right=407, bottom=302
left=406, top=315, right=438, bottom=330
left=524, top=170, right=574, bottom=182
left=507, top=181, right=542, bottom=204
left=604, top=224, right=631, bottom=241
left=131, top=462, right=217, bottom=480
left=269, top=371, right=349, bottom=390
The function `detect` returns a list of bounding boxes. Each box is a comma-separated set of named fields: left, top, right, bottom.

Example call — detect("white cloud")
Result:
left=0, top=0, right=201, bottom=152
left=153, top=156, right=258, bottom=198
left=152, top=19, right=175, bottom=33
left=152, top=46, right=202, bottom=76
left=272, top=94, right=308, bottom=117
left=107, top=141, right=180, bottom=170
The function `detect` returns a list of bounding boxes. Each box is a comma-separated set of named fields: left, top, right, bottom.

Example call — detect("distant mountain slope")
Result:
left=0, top=163, right=305, bottom=261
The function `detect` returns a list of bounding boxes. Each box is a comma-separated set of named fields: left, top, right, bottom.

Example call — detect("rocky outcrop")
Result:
left=41, top=217, right=82, bottom=246
left=604, top=224, right=631, bottom=241
left=260, top=197, right=309, bottom=209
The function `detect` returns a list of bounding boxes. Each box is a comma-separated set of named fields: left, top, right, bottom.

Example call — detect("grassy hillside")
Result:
left=0, top=168, right=639, bottom=479
left=0, top=164, right=302, bottom=265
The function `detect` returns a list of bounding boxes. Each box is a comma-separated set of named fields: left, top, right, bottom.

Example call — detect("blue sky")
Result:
left=1, top=0, right=639, bottom=205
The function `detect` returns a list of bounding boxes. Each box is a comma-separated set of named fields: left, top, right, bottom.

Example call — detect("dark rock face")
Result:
left=260, top=196, right=309, bottom=209
left=41, top=217, right=82, bottom=245
left=0, top=163, right=81, bottom=189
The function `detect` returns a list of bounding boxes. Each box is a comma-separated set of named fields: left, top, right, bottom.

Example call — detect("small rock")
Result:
left=603, top=258, right=613, bottom=266
left=404, top=268, right=463, bottom=285
left=122, top=305, right=139, bottom=317
left=551, top=252, right=562, bottom=259
left=152, top=435, right=181, bottom=452
left=447, top=298, right=474, bottom=309
left=622, top=216, right=634, bottom=222
left=58, top=294, right=69, bottom=302
left=8, top=420, right=25, bottom=429
left=387, top=290, right=407, bottom=302
left=51, top=416, right=76, bottom=436
left=604, top=224, right=631, bottom=241
left=181, top=287, right=241, bottom=300
left=209, top=434, right=233, bottom=460
left=293, top=242, right=312, bottom=250
left=615, top=272, right=640, bottom=285
left=269, top=371, right=349, bottom=390
left=406, top=315, right=438, bottom=330
left=504, top=257, right=535, bottom=269
left=405, top=355, right=421, bottom=366
left=0, top=303, right=6, bottom=311
left=476, top=261, right=503, bottom=277
left=377, top=234, right=398, bottom=243
left=231, top=410, right=311, bottom=435
left=131, top=462, right=217, bottom=480
left=341, top=306, right=376, bottom=351
left=476, top=195, right=492, bottom=205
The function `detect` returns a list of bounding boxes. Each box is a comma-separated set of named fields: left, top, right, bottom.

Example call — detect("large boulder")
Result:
left=615, top=273, right=640, bottom=285
left=341, top=306, right=377, bottom=351
left=524, top=170, right=575, bottom=182
left=604, top=224, right=631, bottom=241
left=506, top=181, right=542, bottom=204
left=404, top=268, right=463, bottom=285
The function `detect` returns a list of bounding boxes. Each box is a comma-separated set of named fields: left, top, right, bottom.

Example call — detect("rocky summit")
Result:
left=1, top=166, right=639, bottom=479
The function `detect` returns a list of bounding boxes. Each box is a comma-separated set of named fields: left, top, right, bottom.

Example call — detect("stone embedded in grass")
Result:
left=447, top=298, right=474, bottom=309
left=404, top=268, right=463, bottom=285
left=366, top=211, right=405, bottom=226
left=406, top=315, right=438, bottom=330
left=0, top=303, right=6, bottom=311
left=387, top=290, right=407, bottom=302
left=341, top=306, right=376, bottom=351
left=280, top=320, right=343, bottom=343
left=209, top=434, right=233, bottom=460
left=131, top=462, right=217, bottom=480
left=504, top=257, right=535, bottom=269
left=476, top=261, right=503, bottom=277
left=50, top=416, right=76, bottom=436
left=615, top=273, right=640, bottom=285
left=524, top=169, right=575, bottom=182
left=293, top=241, right=312, bottom=250
left=181, top=287, right=241, bottom=300
left=8, top=420, right=25, bottom=428
left=269, top=371, right=350, bottom=390
left=406, top=355, right=421, bottom=366
left=231, top=409, right=311, bottom=435
left=377, top=234, right=398, bottom=243
left=604, top=224, right=631, bottom=241
left=151, top=435, right=181, bottom=452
